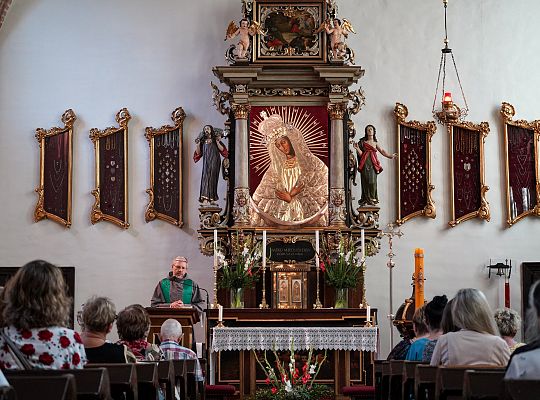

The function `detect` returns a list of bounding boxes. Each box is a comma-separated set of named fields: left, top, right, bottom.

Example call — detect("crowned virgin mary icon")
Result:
left=250, top=110, right=328, bottom=226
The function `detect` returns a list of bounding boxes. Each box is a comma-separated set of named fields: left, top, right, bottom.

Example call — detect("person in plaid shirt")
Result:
left=159, top=319, right=203, bottom=382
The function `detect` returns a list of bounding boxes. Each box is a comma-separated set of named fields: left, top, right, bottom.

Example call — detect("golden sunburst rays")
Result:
left=249, top=106, right=328, bottom=178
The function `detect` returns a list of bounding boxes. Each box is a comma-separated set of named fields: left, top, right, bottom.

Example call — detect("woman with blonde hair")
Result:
left=430, top=288, right=510, bottom=366
left=494, top=308, right=525, bottom=353
left=80, top=296, right=134, bottom=363
left=0, top=260, right=86, bottom=369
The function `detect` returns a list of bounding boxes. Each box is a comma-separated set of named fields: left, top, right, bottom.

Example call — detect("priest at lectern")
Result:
left=151, top=256, right=205, bottom=312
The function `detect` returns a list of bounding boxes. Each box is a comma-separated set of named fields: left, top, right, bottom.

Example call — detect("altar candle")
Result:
left=366, top=305, right=371, bottom=322
left=218, top=305, right=223, bottom=322
left=262, top=230, right=267, bottom=269
left=414, top=248, right=425, bottom=310
left=315, top=230, right=320, bottom=268
left=213, top=229, right=218, bottom=267
left=361, top=229, right=365, bottom=261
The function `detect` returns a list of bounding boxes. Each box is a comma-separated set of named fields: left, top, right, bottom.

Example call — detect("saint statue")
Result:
left=194, top=125, right=228, bottom=204
left=353, top=124, right=397, bottom=206
left=251, top=112, right=328, bottom=226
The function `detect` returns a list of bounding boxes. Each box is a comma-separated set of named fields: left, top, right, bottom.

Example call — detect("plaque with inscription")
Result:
left=267, top=240, right=315, bottom=263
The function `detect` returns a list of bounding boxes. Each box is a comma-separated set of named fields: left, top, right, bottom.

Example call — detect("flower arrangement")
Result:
left=253, top=343, right=333, bottom=400
left=319, top=235, right=364, bottom=289
left=217, top=233, right=261, bottom=290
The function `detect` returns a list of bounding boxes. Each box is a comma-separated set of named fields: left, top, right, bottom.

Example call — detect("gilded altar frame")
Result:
left=447, top=120, right=490, bottom=227
left=251, top=0, right=327, bottom=64
left=145, top=107, right=186, bottom=227
left=89, top=108, right=131, bottom=229
left=34, top=109, right=76, bottom=228
left=500, top=102, right=540, bottom=226
left=394, top=103, right=436, bottom=225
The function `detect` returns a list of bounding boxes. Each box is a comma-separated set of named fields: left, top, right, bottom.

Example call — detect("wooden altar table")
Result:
left=206, top=309, right=378, bottom=398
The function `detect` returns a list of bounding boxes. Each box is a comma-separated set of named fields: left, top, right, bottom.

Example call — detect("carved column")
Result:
left=328, top=102, right=347, bottom=227
left=232, top=103, right=251, bottom=226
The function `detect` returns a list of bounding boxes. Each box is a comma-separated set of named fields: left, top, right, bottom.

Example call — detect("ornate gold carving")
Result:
left=448, top=120, right=490, bottom=227
left=347, top=88, right=365, bottom=115
left=89, top=108, right=131, bottom=229
left=327, top=102, right=347, bottom=120
left=231, top=103, right=251, bottom=120
left=394, top=103, right=437, bottom=225
left=233, top=187, right=251, bottom=225
left=144, top=107, right=185, bottom=227
left=500, top=102, right=540, bottom=226
left=34, top=109, right=76, bottom=228
left=329, top=188, right=347, bottom=226
left=211, top=82, right=232, bottom=115
left=248, top=87, right=329, bottom=97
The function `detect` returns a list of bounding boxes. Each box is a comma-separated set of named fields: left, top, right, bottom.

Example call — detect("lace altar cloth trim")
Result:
left=211, top=327, right=378, bottom=352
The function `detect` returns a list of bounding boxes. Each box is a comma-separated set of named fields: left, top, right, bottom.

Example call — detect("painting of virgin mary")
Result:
left=250, top=112, right=328, bottom=226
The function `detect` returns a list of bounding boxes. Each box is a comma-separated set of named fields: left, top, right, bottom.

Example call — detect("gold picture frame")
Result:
left=144, top=107, right=186, bottom=227
left=394, top=103, right=436, bottom=225
left=89, top=108, right=131, bottom=229
left=500, top=102, right=540, bottom=226
left=448, top=120, right=490, bottom=227
left=252, top=0, right=327, bottom=64
left=34, top=109, right=76, bottom=228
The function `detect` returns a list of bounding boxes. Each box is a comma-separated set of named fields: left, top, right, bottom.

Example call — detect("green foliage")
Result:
left=252, top=384, right=334, bottom=400
left=218, top=234, right=261, bottom=289
left=321, top=236, right=363, bottom=289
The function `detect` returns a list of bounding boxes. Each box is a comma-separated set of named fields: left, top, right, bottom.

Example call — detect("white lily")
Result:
left=309, top=364, right=316, bottom=374
left=285, top=380, right=292, bottom=392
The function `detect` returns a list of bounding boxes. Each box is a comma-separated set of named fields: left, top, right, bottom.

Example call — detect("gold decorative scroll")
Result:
left=448, top=120, right=490, bottom=227
left=89, top=108, right=131, bottom=229
left=500, top=102, right=540, bottom=226
left=34, top=109, right=76, bottom=228
left=394, top=103, right=436, bottom=225
left=144, top=107, right=186, bottom=227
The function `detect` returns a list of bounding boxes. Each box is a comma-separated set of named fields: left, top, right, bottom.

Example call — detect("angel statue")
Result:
left=225, top=18, right=265, bottom=60
left=194, top=125, right=228, bottom=204
left=315, top=18, right=355, bottom=60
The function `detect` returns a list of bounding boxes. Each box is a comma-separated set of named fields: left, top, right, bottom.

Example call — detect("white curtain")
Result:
left=0, top=0, right=13, bottom=31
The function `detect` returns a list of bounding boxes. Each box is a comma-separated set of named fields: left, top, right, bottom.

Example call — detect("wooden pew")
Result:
left=7, top=374, right=77, bottom=400
left=462, top=370, right=505, bottom=400
left=435, top=366, right=504, bottom=400
left=388, top=360, right=404, bottom=400
left=134, top=363, right=159, bottom=400
left=87, top=363, right=137, bottom=400
left=380, top=362, right=391, bottom=400
left=5, top=368, right=111, bottom=400
left=374, top=360, right=385, bottom=400
left=415, top=365, right=437, bottom=400
left=157, top=360, right=175, bottom=400
left=0, top=385, right=16, bottom=400
left=505, top=379, right=540, bottom=400
left=402, top=361, right=425, bottom=400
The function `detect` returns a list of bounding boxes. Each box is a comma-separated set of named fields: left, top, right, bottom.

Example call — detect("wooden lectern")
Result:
left=146, top=307, right=200, bottom=348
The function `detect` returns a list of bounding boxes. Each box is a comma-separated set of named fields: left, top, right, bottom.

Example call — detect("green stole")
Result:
left=160, top=278, right=193, bottom=304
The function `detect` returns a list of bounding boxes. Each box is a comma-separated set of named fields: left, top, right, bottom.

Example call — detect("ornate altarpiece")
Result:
left=500, top=102, right=540, bottom=226
left=34, top=109, right=76, bottom=228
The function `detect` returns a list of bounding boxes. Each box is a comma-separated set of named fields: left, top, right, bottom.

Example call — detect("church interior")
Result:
left=1, top=0, right=540, bottom=398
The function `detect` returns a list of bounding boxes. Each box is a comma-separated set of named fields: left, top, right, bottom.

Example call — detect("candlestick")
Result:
left=361, top=229, right=365, bottom=260
left=218, top=304, right=223, bottom=322
left=315, top=230, right=320, bottom=266
left=366, top=305, right=371, bottom=322
left=260, top=230, right=269, bottom=308
left=213, top=229, right=218, bottom=267
left=314, top=230, right=322, bottom=309
left=414, top=248, right=425, bottom=310
left=262, top=231, right=267, bottom=269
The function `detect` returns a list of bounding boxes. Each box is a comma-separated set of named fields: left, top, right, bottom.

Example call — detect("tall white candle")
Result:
left=366, top=305, right=371, bottom=322
left=213, top=229, right=218, bottom=267
left=263, top=230, right=267, bottom=269
left=315, top=230, right=320, bottom=268
left=218, top=305, right=223, bottom=322
left=361, top=229, right=365, bottom=261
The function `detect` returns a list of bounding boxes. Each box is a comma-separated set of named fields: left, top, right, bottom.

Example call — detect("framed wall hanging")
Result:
left=252, top=0, right=327, bottom=63
left=144, top=107, right=186, bottom=227
left=394, top=103, right=436, bottom=225
left=34, top=109, right=76, bottom=228
left=447, top=120, right=490, bottom=227
left=89, top=108, right=131, bottom=229
left=500, top=102, right=540, bottom=226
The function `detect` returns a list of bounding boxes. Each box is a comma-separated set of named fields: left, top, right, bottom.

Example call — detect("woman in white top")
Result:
left=505, top=280, right=540, bottom=379
left=430, top=288, right=510, bottom=366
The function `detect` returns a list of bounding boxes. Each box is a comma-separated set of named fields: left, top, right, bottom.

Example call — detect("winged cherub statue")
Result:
left=225, top=18, right=265, bottom=60
left=315, top=18, right=355, bottom=60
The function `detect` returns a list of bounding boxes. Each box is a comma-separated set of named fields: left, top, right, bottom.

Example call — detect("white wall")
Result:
left=1, top=0, right=539, bottom=356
